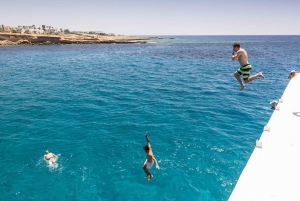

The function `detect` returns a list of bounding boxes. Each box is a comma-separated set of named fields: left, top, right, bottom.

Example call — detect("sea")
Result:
left=0, top=35, right=299, bottom=201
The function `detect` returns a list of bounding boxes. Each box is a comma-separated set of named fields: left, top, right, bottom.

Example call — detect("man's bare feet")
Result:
left=147, top=175, right=153, bottom=181
left=240, top=84, right=245, bottom=90
left=258, top=72, right=265, bottom=79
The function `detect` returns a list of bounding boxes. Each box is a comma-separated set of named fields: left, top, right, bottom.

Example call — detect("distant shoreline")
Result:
left=0, top=33, right=157, bottom=46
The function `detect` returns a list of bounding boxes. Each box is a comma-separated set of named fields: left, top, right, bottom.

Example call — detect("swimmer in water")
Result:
left=43, top=150, right=58, bottom=166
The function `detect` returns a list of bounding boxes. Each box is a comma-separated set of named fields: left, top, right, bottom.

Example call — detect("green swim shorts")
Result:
left=237, top=64, right=252, bottom=80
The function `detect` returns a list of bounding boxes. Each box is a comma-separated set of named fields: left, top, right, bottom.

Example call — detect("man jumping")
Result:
left=232, top=43, right=265, bottom=90
left=142, top=132, right=160, bottom=180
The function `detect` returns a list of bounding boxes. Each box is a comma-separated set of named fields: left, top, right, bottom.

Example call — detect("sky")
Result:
left=1, top=0, right=299, bottom=35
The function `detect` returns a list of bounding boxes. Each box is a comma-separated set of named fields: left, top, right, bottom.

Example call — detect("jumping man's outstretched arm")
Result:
left=145, top=132, right=151, bottom=148
left=153, top=156, right=160, bottom=169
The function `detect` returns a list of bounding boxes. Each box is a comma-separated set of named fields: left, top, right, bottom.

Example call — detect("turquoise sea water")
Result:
left=1, top=36, right=300, bottom=200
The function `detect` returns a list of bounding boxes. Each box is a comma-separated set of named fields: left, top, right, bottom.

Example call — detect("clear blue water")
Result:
left=0, top=36, right=299, bottom=200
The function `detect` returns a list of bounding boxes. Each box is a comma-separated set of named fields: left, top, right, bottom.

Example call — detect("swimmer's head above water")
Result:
left=288, top=70, right=298, bottom=79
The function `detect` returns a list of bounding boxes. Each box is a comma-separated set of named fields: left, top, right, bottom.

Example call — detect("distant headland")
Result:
left=0, top=24, right=156, bottom=45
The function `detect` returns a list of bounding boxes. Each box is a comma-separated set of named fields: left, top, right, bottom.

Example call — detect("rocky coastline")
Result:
left=0, top=33, right=156, bottom=46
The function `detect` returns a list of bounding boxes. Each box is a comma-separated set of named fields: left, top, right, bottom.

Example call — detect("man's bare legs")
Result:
left=245, top=72, right=265, bottom=84
left=142, top=165, right=153, bottom=180
left=234, top=72, right=245, bottom=90
left=234, top=72, right=265, bottom=90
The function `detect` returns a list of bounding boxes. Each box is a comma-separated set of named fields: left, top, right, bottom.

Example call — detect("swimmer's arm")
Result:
left=145, top=132, right=151, bottom=148
left=153, top=156, right=160, bottom=169
left=232, top=50, right=241, bottom=61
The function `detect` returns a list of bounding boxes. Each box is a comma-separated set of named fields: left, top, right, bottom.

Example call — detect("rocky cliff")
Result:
left=0, top=33, right=156, bottom=45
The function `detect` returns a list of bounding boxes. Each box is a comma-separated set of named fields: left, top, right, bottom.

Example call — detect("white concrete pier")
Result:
left=229, top=74, right=300, bottom=201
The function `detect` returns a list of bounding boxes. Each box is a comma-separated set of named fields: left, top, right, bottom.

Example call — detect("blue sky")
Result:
left=1, top=0, right=299, bottom=35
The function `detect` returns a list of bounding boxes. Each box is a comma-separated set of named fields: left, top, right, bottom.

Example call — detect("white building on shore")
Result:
left=4, top=26, right=13, bottom=32
left=21, top=28, right=44, bottom=34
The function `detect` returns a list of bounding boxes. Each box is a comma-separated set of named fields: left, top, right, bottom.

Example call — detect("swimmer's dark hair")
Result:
left=143, top=145, right=149, bottom=151
left=233, top=43, right=240, bottom=48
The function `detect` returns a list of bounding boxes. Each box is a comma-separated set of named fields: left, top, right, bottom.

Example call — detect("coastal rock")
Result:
left=18, top=40, right=30, bottom=45
left=0, top=40, right=17, bottom=45
left=0, top=33, right=158, bottom=46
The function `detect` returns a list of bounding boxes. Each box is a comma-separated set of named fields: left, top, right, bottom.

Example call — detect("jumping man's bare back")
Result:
left=235, top=48, right=248, bottom=67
